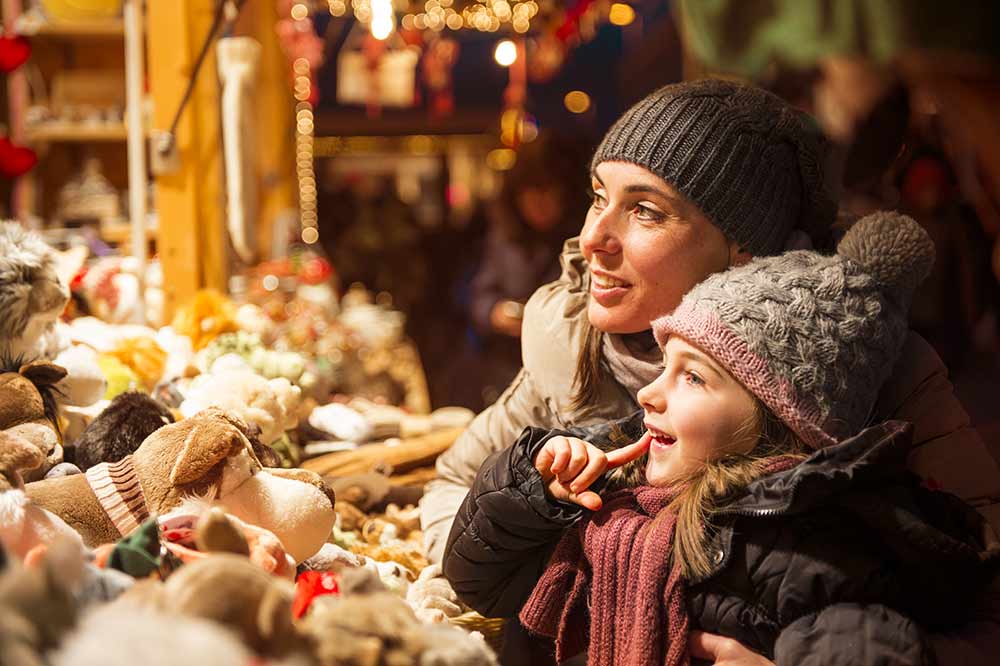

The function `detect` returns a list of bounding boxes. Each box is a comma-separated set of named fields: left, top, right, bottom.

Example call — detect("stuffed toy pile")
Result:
left=0, top=224, right=497, bottom=664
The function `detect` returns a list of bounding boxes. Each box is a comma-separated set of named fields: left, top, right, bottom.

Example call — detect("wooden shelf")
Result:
left=100, top=222, right=158, bottom=244
left=16, top=15, right=124, bottom=38
left=25, top=123, right=131, bottom=143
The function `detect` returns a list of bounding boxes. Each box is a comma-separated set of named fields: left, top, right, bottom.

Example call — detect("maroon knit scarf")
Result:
left=519, top=485, right=686, bottom=666
left=520, top=458, right=800, bottom=666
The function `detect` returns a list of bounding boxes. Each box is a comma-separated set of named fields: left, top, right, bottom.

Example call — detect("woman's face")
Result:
left=638, top=336, right=759, bottom=486
left=582, top=161, right=735, bottom=334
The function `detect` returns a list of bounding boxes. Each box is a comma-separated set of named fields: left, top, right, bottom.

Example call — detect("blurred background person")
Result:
left=446, top=133, right=589, bottom=411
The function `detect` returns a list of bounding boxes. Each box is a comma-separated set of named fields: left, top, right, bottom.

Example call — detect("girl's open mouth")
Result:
left=645, top=427, right=676, bottom=448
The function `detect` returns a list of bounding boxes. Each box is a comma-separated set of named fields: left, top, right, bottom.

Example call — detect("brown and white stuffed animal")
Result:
left=25, top=407, right=336, bottom=562
left=0, top=360, right=68, bottom=482
left=0, top=431, right=84, bottom=560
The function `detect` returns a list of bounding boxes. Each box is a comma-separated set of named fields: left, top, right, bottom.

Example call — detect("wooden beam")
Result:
left=301, top=427, right=462, bottom=477
left=147, top=0, right=227, bottom=319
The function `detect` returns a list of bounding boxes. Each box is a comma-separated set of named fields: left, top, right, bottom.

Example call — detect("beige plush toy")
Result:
left=132, top=553, right=300, bottom=658
left=179, top=364, right=301, bottom=445
left=300, top=573, right=497, bottom=666
left=25, top=407, right=335, bottom=562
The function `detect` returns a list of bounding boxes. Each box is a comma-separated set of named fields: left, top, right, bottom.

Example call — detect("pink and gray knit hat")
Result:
left=651, top=211, right=934, bottom=449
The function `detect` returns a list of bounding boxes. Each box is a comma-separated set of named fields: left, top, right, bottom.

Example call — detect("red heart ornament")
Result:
left=0, top=34, right=31, bottom=73
left=0, top=136, right=38, bottom=178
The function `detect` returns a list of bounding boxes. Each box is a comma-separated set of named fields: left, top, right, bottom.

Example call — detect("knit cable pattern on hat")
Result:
left=653, top=211, right=934, bottom=447
left=591, top=79, right=835, bottom=256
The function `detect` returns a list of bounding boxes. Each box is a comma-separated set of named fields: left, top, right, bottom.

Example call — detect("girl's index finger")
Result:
left=605, top=432, right=652, bottom=469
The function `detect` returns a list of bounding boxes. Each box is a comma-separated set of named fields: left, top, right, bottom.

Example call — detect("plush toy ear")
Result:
left=195, top=507, right=250, bottom=556
left=19, top=361, right=68, bottom=387
left=256, top=582, right=294, bottom=642
left=169, top=417, right=245, bottom=486
left=52, top=246, right=88, bottom=290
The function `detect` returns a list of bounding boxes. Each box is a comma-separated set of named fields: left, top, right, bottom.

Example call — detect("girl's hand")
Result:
left=533, top=435, right=650, bottom=511
left=688, top=631, right=775, bottom=666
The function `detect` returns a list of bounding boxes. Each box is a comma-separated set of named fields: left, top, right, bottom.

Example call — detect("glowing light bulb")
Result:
left=494, top=39, right=517, bottom=66
left=564, top=90, right=591, bottom=114
left=371, top=0, right=394, bottom=39
left=609, top=3, right=635, bottom=26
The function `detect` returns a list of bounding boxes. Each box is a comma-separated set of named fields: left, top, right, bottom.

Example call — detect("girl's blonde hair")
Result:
left=664, top=401, right=808, bottom=580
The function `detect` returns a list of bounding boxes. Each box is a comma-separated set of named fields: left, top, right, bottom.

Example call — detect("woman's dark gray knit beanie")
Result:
left=591, top=79, right=837, bottom=256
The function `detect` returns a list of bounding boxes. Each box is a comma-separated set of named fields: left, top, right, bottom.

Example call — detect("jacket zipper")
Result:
left=713, top=473, right=807, bottom=519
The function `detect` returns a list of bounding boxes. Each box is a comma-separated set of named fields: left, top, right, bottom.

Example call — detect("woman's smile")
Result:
left=590, top=269, right=632, bottom=304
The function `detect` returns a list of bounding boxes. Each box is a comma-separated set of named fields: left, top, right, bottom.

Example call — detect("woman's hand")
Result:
left=533, top=435, right=650, bottom=510
left=689, top=631, right=775, bottom=666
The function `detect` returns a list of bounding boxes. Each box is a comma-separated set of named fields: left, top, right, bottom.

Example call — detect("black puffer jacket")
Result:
left=444, top=415, right=999, bottom=665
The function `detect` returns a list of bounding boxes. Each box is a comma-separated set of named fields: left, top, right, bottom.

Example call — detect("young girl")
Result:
left=443, top=212, right=999, bottom=666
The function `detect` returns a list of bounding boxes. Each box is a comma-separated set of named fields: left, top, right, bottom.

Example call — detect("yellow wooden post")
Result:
left=147, top=0, right=227, bottom=319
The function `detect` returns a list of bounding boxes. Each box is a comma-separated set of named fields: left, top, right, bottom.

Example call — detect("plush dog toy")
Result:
left=72, top=392, right=174, bottom=471
left=0, top=223, right=106, bottom=407
left=0, top=359, right=73, bottom=482
left=25, top=407, right=335, bottom=562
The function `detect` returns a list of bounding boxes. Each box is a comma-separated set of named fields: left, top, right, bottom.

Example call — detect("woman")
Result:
left=420, top=79, right=1000, bottom=663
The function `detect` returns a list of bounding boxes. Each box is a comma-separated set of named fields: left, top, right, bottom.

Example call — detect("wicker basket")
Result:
left=449, top=611, right=506, bottom=654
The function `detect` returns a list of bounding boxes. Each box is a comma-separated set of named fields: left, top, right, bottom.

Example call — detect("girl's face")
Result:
left=637, top=336, right=759, bottom=486
left=582, top=162, right=737, bottom=334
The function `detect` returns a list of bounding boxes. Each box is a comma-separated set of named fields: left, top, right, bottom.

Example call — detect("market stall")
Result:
left=3, top=1, right=999, bottom=665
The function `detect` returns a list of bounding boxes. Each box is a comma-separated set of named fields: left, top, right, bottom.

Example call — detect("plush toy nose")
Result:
left=266, top=467, right=336, bottom=510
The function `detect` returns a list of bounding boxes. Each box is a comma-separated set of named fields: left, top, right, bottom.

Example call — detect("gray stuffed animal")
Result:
left=0, top=222, right=69, bottom=361
left=0, top=223, right=105, bottom=407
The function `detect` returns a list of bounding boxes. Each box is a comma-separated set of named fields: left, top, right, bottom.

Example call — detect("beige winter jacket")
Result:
left=421, top=237, right=1000, bottom=563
